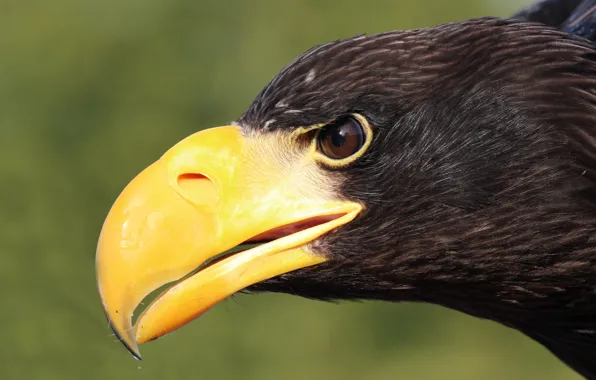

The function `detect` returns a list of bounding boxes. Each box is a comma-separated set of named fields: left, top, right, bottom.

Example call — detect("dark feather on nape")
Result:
left=562, top=0, right=596, bottom=41
left=513, top=0, right=596, bottom=43
left=513, top=0, right=582, bottom=26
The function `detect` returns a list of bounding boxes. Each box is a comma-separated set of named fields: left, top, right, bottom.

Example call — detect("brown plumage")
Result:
left=237, top=18, right=596, bottom=377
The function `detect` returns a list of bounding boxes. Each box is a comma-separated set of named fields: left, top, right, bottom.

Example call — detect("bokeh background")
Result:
left=1, top=0, right=582, bottom=379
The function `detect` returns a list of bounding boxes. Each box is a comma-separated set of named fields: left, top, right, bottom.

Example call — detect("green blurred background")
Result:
left=1, top=0, right=582, bottom=379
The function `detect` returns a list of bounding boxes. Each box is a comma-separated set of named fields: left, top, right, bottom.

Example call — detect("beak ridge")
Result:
left=97, top=127, right=242, bottom=357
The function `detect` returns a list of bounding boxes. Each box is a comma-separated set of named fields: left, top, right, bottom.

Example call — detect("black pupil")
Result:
left=331, top=129, right=346, bottom=147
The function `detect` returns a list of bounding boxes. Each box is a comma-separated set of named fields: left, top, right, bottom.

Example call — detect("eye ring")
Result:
left=315, top=114, right=372, bottom=167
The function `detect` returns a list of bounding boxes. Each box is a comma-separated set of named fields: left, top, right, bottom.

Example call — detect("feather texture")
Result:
left=240, top=18, right=596, bottom=378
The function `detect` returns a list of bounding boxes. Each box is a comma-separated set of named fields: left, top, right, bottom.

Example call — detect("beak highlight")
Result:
left=96, top=126, right=361, bottom=358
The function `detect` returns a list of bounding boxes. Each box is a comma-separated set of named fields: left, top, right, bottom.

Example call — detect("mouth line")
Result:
left=128, top=213, right=347, bottom=336
left=188, top=213, right=346, bottom=276
left=245, top=214, right=345, bottom=243
left=106, top=202, right=362, bottom=360
left=208, top=215, right=347, bottom=287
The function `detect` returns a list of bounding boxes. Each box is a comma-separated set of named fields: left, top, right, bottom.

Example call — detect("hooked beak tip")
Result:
left=110, top=322, right=142, bottom=360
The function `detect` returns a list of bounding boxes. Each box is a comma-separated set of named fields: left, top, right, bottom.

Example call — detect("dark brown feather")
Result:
left=513, top=0, right=582, bottom=26
left=240, top=18, right=596, bottom=378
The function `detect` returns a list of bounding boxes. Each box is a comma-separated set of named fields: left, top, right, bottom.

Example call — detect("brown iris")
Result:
left=317, top=117, right=365, bottom=160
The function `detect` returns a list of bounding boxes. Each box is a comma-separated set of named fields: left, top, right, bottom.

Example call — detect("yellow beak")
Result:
left=96, top=126, right=361, bottom=359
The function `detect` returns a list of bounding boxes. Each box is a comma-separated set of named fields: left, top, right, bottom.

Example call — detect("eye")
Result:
left=317, top=117, right=365, bottom=160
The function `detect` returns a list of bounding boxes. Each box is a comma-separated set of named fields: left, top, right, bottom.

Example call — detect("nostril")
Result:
left=177, top=173, right=219, bottom=205
left=178, top=173, right=207, bottom=181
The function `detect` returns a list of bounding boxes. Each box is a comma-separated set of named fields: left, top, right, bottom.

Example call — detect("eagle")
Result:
left=96, top=0, right=596, bottom=378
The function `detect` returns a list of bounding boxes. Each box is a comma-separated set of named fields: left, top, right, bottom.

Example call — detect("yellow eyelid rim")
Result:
left=314, top=113, right=373, bottom=168
left=289, top=123, right=326, bottom=139
left=288, top=113, right=373, bottom=167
